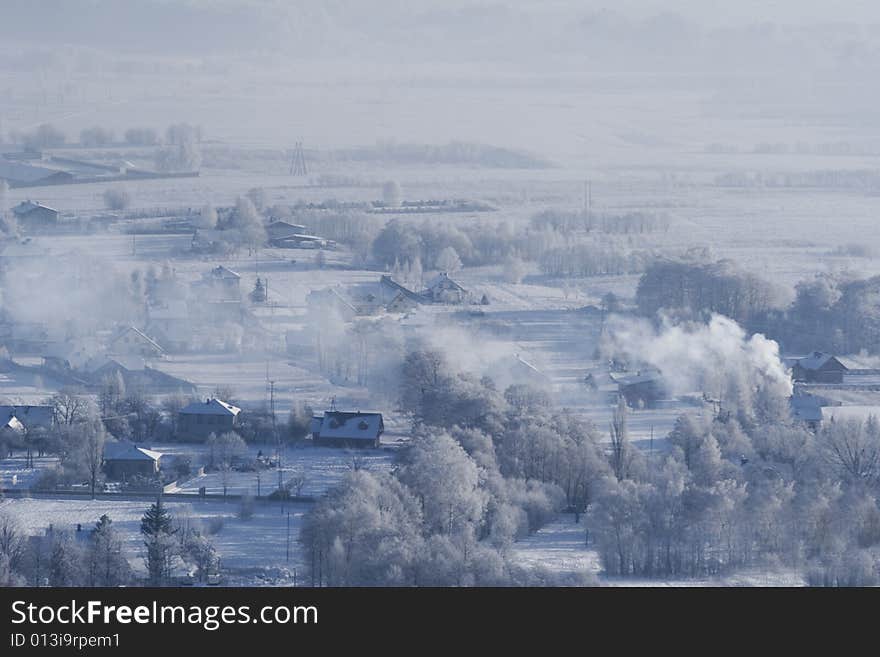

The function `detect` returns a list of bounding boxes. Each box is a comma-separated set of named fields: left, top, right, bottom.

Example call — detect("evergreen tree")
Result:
left=141, top=498, right=177, bottom=586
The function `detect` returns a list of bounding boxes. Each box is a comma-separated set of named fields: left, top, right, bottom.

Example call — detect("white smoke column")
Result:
left=603, top=313, right=792, bottom=405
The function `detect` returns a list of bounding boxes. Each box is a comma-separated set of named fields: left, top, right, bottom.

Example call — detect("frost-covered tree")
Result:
left=398, top=432, right=488, bottom=536
left=86, top=515, right=131, bottom=587
left=435, top=246, right=462, bottom=273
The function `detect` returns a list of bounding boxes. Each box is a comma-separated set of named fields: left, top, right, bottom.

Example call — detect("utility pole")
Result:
left=286, top=511, right=291, bottom=563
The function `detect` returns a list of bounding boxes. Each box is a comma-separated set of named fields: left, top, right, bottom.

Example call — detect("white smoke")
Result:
left=603, top=313, right=792, bottom=405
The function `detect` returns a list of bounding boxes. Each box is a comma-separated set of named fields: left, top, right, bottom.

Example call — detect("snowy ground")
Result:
left=511, top=514, right=806, bottom=587
left=0, top=496, right=310, bottom=584
left=163, top=444, right=397, bottom=498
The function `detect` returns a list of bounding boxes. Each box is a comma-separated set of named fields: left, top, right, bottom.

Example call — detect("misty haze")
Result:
left=1, top=1, right=880, bottom=589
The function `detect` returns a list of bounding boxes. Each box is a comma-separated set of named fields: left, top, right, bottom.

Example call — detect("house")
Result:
left=10, top=200, right=59, bottom=230
left=423, top=272, right=467, bottom=304
left=787, top=352, right=849, bottom=384
left=109, top=326, right=165, bottom=359
left=0, top=415, right=25, bottom=447
left=103, top=442, right=163, bottom=481
left=0, top=405, right=54, bottom=430
left=310, top=410, right=384, bottom=448
left=178, top=398, right=241, bottom=440
left=0, top=162, right=73, bottom=188
left=194, top=265, right=241, bottom=302
left=610, top=369, right=665, bottom=408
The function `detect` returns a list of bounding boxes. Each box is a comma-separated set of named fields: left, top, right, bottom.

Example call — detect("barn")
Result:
left=787, top=352, right=848, bottom=384
left=0, top=161, right=73, bottom=188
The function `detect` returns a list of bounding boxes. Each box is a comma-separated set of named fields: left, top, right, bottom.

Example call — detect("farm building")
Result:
left=0, top=162, right=73, bottom=188
left=10, top=200, right=59, bottom=230
left=178, top=398, right=241, bottom=440
left=266, top=220, right=307, bottom=245
left=310, top=410, right=384, bottom=448
left=610, top=369, right=665, bottom=408
left=103, top=442, right=163, bottom=481
left=787, top=352, right=849, bottom=384
left=272, top=233, right=332, bottom=249
left=423, top=272, right=468, bottom=304
left=109, top=326, right=165, bottom=359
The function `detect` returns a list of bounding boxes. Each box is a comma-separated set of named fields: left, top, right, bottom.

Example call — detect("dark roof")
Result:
left=379, top=275, right=423, bottom=303
left=104, top=442, right=162, bottom=462
left=0, top=405, right=54, bottom=428
left=312, top=411, right=384, bottom=441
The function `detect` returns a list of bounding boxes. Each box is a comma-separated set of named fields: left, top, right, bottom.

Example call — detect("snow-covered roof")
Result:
left=426, top=272, right=466, bottom=292
left=110, top=326, right=165, bottom=353
left=103, top=442, right=162, bottom=462
left=312, top=411, right=384, bottom=440
left=609, top=370, right=662, bottom=386
left=180, top=398, right=241, bottom=416
left=787, top=351, right=847, bottom=371
left=1, top=416, right=25, bottom=433
left=12, top=199, right=58, bottom=214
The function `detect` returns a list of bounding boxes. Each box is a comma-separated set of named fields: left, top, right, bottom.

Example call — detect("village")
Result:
left=4, top=3, right=880, bottom=589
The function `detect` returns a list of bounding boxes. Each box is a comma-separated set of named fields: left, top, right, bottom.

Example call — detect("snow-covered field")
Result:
left=0, top=496, right=311, bottom=584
